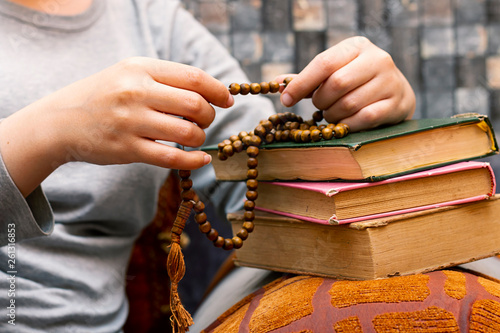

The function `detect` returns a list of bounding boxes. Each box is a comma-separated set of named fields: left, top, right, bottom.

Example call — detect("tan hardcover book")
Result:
left=229, top=195, right=500, bottom=280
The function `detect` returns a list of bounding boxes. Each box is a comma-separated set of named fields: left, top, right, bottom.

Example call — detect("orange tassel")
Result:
left=167, top=200, right=194, bottom=333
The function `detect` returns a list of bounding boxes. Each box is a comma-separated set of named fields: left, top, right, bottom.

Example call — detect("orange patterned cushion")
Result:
left=202, top=270, right=500, bottom=332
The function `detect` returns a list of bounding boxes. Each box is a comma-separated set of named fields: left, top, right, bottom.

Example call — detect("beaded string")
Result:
left=167, top=77, right=349, bottom=333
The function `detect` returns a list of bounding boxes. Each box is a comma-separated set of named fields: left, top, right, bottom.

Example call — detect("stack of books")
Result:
left=206, top=114, right=499, bottom=280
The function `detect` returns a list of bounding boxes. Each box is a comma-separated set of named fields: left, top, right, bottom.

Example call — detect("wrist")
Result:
left=0, top=103, right=69, bottom=196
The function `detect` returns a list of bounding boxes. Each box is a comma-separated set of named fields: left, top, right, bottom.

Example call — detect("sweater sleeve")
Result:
left=153, top=2, right=277, bottom=218
left=0, top=150, right=54, bottom=247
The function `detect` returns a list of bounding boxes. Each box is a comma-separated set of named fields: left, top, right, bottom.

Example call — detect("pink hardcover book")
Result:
left=255, top=161, right=496, bottom=225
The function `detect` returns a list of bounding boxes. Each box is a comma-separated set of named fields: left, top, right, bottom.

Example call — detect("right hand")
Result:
left=0, top=57, right=234, bottom=196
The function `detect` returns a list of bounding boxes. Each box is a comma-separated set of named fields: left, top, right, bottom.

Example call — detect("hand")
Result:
left=277, top=36, right=415, bottom=132
left=0, top=57, right=234, bottom=196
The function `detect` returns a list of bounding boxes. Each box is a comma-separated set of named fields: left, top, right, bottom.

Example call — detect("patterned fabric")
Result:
left=202, top=270, right=500, bottom=332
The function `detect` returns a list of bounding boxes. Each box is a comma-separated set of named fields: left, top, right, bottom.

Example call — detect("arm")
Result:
left=0, top=58, right=234, bottom=198
left=277, top=36, right=416, bottom=132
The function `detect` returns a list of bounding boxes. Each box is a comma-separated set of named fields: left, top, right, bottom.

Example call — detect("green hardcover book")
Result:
left=204, top=114, right=499, bottom=182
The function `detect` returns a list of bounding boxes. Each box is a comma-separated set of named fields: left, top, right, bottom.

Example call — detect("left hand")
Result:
left=276, top=36, right=415, bottom=132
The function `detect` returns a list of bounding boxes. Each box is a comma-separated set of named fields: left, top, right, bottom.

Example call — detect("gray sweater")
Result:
left=0, top=0, right=274, bottom=331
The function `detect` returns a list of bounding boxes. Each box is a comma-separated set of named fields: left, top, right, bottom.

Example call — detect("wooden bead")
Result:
left=311, top=129, right=321, bottom=142
left=274, top=130, right=283, bottom=141
left=237, top=228, right=249, bottom=240
left=327, top=123, right=336, bottom=129
left=339, top=123, right=350, bottom=135
left=282, top=129, right=291, bottom=141
left=232, top=236, right=243, bottom=249
left=195, top=212, right=207, bottom=224
left=285, top=112, right=295, bottom=121
left=283, top=77, right=293, bottom=87
left=222, top=139, right=232, bottom=146
left=305, top=119, right=316, bottom=127
left=278, top=113, right=288, bottom=123
left=222, top=144, right=234, bottom=157
left=180, top=179, right=193, bottom=190
left=333, top=125, right=346, bottom=138
left=260, top=82, right=270, bottom=94
left=229, top=83, right=241, bottom=95
left=178, top=170, right=191, bottom=179
left=250, top=135, right=262, bottom=147
left=290, top=122, right=300, bottom=130
left=232, top=140, right=243, bottom=153
left=246, top=179, right=258, bottom=190
left=229, top=135, right=240, bottom=142
left=250, top=83, right=261, bottom=94
left=246, top=190, right=258, bottom=201
left=265, top=133, right=274, bottom=144
left=199, top=221, right=212, bottom=234
left=312, top=110, right=323, bottom=122
left=181, top=189, right=196, bottom=201
left=254, top=125, right=266, bottom=138
left=213, top=236, right=225, bottom=247
left=239, top=131, right=249, bottom=139
left=244, top=200, right=255, bottom=210
left=222, top=239, right=234, bottom=250
left=293, top=130, right=302, bottom=142
left=242, top=135, right=252, bottom=146
left=247, top=157, right=258, bottom=169
left=240, top=83, right=250, bottom=95
left=246, top=146, right=259, bottom=158
left=301, top=130, right=311, bottom=142
left=322, top=127, right=334, bottom=140
left=217, top=142, right=225, bottom=152
left=244, top=210, right=255, bottom=221
left=242, top=221, right=255, bottom=233
left=269, top=81, right=280, bottom=93
left=300, top=123, right=309, bottom=130
left=247, top=169, right=258, bottom=179
left=254, top=125, right=267, bottom=139
left=268, top=114, right=281, bottom=126
left=207, top=228, right=218, bottom=241
left=261, top=120, right=273, bottom=132
left=193, top=201, right=205, bottom=213
left=217, top=151, right=228, bottom=161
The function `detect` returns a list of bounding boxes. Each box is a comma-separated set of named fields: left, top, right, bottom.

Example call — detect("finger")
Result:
left=322, top=77, right=393, bottom=124
left=147, top=81, right=216, bottom=129
left=311, top=53, right=377, bottom=111
left=134, top=140, right=212, bottom=170
left=336, top=98, right=405, bottom=132
left=135, top=111, right=207, bottom=148
left=281, top=36, right=370, bottom=107
left=141, top=57, right=233, bottom=108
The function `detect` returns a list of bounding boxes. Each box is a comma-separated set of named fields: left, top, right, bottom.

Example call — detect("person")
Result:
left=0, top=0, right=415, bottom=332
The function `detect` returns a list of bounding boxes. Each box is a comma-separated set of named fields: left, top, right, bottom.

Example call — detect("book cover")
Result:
left=229, top=195, right=500, bottom=280
left=205, top=114, right=498, bottom=181
left=255, top=161, right=496, bottom=225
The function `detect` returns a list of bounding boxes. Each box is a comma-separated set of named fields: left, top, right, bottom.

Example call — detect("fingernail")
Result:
left=204, top=154, right=212, bottom=165
left=226, top=94, right=234, bottom=107
left=281, top=93, right=293, bottom=107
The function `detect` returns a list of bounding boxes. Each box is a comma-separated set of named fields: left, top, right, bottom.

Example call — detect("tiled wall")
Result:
left=182, top=0, right=500, bottom=131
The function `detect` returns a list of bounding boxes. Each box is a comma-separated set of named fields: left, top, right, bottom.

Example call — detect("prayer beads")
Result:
left=178, top=77, right=350, bottom=252
left=229, top=79, right=287, bottom=95
left=213, top=79, right=350, bottom=250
